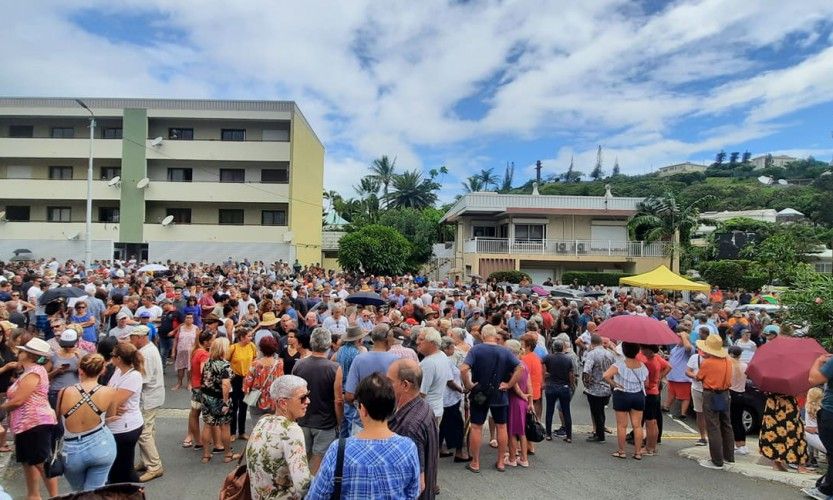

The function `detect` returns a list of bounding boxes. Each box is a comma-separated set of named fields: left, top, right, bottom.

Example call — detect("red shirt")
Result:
left=637, top=352, right=670, bottom=395
left=190, top=348, right=210, bottom=388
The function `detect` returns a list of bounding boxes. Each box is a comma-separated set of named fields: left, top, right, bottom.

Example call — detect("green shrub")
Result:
left=562, top=271, right=624, bottom=287
left=488, top=270, right=531, bottom=284
left=337, top=225, right=412, bottom=275
left=699, top=259, right=768, bottom=290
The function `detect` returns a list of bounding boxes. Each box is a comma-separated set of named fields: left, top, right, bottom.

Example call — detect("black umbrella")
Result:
left=39, top=287, right=87, bottom=305
left=515, top=287, right=533, bottom=296
left=345, top=291, right=385, bottom=307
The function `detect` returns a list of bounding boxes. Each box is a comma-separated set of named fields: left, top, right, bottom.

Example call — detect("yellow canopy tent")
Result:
left=619, top=265, right=710, bottom=292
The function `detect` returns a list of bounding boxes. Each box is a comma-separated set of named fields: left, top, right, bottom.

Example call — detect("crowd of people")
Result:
left=0, top=257, right=831, bottom=499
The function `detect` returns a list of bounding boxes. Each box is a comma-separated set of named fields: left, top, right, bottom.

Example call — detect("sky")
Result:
left=2, top=0, right=833, bottom=202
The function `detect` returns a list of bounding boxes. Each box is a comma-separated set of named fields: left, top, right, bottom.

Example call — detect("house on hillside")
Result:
left=656, top=162, right=707, bottom=177
left=440, top=190, right=669, bottom=282
left=750, top=154, right=797, bottom=170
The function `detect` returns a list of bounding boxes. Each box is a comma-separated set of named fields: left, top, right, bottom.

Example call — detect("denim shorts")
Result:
left=612, top=391, right=645, bottom=412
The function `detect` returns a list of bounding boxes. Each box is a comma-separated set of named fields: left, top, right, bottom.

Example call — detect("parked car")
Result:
left=739, top=380, right=766, bottom=434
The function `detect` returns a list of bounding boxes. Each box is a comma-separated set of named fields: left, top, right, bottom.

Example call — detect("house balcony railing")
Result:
left=462, top=238, right=667, bottom=258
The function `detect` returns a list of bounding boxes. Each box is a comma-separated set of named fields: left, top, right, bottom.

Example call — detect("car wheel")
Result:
left=742, top=408, right=758, bottom=434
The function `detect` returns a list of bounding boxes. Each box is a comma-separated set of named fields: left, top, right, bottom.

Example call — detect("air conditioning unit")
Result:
left=557, top=243, right=567, bottom=253
left=577, top=243, right=586, bottom=253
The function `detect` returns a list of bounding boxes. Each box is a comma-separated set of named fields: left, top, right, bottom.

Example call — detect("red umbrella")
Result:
left=746, top=336, right=827, bottom=396
left=596, top=315, right=679, bottom=345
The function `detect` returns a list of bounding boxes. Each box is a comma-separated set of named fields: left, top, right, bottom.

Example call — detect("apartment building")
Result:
left=0, top=98, right=324, bottom=264
left=441, top=191, right=669, bottom=282
left=656, top=162, right=707, bottom=177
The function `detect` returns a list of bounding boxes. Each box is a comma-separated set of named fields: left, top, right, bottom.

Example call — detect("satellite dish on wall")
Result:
left=757, top=175, right=772, bottom=185
left=136, top=177, right=150, bottom=189
left=161, top=215, right=174, bottom=226
left=0, top=211, right=6, bottom=222
left=66, top=232, right=80, bottom=240
left=107, top=176, right=121, bottom=187
left=150, top=137, right=163, bottom=147
left=282, top=231, right=294, bottom=243
left=777, top=179, right=789, bottom=185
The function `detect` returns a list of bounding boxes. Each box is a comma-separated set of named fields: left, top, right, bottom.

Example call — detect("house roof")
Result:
left=323, top=211, right=348, bottom=227
left=440, top=192, right=644, bottom=223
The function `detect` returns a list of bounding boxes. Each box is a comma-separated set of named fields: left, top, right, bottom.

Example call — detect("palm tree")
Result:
left=628, top=192, right=713, bottom=270
left=354, top=176, right=380, bottom=198
left=323, top=190, right=341, bottom=211
left=384, top=170, right=439, bottom=209
left=477, top=168, right=500, bottom=190
left=462, top=175, right=484, bottom=193
left=369, top=155, right=397, bottom=198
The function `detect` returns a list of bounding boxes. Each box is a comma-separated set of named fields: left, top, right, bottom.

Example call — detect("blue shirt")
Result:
left=667, top=345, right=693, bottom=382
left=820, top=357, right=833, bottom=412
left=534, top=344, right=548, bottom=361
left=307, top=435, right=420, bottom=499
left=463, top=343, right=520, bottom=406
left=344, top=351, right=398, bottom=394
left=507, top=317, right=527, bottom=339
left=70, top=313, right=97, bottom=343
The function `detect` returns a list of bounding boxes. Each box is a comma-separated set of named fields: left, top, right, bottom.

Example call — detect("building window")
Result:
left=220, top=168, right=245, bottom=183
left=219, top=209, right=245, bottom=225
left=221, top=129, right=246, bottom=141
left=262, top=123, right=290, bottom=141
left=168, top=128, right=194, bottom=140
left=49, top=166, right=73, bottom=180
left=472, top=226, right=496, bottom=238
left=47, top=206, right=71, bottom=222
left=51, top=127, right=75, bottom=138
left=9, top=125, right=33, bottom=138
left=261, top=210, right=286, bottom=226
left=100, top=167, right=121, bottom=180
left=167, top=168, right=193, bottom=182
left=165, top=208, right=191, bottom=224
left=103, top=127, right=122, bottom=139
left=514, top=224, right=545, bottom=241
left=99, top=207, right=120, bottom=222
left=4, top=206, right=30, bottom=221
left=261, top=168, right=289, bottom=183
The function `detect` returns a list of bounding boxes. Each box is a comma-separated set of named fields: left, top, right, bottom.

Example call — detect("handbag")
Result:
left=45, top=390, right=66, bottom=478
left=242, top=358, right=279, bottom=408
left=219, top=452, right=251, bottom=500
left=331, top=437, right=346, bottom=500
left=524, top=410, right=545, bottom=443
left=710, top=391, right=729, bottom=413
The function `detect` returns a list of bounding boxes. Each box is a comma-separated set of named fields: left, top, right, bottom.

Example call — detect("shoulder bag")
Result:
left=44, top=389, right=66, bottom=478
left=331, top=437, right=346, bottom=500
left=242, top=358, right=279, bottom=408
left=524, top=409, right=546, bottom=443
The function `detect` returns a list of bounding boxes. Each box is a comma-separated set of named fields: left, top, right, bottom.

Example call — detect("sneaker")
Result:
left=698, top=459, right=723, bottom=470
left=139, top=468, right=164, bottom=482
left=554, top=428, right=567, bottom=437
left=801, top=487, right=828, bottom=500
left=586, top=436, right=605, bottom=443
left=695, top=438, right=708, bottom=446
left=735, top=446, right=749, bottom=455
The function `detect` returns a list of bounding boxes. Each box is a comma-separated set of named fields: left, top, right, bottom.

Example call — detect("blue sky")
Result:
left=2, top=1, right=833, bottom=202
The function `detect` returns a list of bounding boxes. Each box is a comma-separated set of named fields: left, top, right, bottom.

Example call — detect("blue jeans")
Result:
left=159, top=335, right=173, bottom=363
left=64, top=427, right=117, bottom=492
left=545, top=385, right=573, bottom=439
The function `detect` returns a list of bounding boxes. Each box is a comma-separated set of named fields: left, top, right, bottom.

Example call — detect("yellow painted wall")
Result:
left=289, top=110, right=324, bottom=264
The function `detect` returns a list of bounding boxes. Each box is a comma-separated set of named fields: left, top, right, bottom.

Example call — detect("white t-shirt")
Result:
left=135, top=305, right=163, bottom=322
left=107, top=368, right=144, bottom=433
left=140, top=343, right=165, bottom=410
left=687, top=353, right=704, bottom=392
left=420, top=351, right=452, bottom=418
left=322, top=315, right=349, bottom=336
left=28, top=286, right=45, bottom=315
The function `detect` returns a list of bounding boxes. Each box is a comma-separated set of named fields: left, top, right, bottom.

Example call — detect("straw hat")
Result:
left=19, top=338, right=52, bottom=358
left=540, top=300, right=553, bottom=312
left=341, top=325, right=366, bottom=342
left=257, top=312, right=279, bottom=327
left=696, top=334, right=728, bottom=358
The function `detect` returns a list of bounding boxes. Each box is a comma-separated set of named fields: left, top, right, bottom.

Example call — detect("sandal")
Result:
left=489, top=439, right=498, bottom=448
left=181, top=440, right=193, bottom=448
left=0, top=445, right=11, bottom=453
left=611, top=451, right=627, bottom=459
left=494, top=463, right=505, bottom=472
left=224, top=451, right=243, bottom=463
left=563, top=438, right=572, bottom=443
left=465, top=463, right=480, bottom=474
left=200, top=455, right=211, bottom=464
left=632, top=453, right=643, bottom=460
left=193, top=444, right=204, bottom=450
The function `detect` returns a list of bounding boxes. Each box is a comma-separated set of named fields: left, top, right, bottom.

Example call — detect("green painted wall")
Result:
left=119, top=108, right=147, bottom=243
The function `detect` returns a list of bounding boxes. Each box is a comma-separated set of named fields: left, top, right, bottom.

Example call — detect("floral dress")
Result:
left=201, top=359, right=233, bottom=426
left=759, top=394, right=808, bottom=465
left=245, top=415, right=311, bottom=500
left=243, top=357, right=284, bottom=411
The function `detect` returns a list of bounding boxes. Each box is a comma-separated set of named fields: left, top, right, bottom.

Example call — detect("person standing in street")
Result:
left=291, top=327, right=341, bottom=474
left=129, top=326, right=165, bottom=482
left=637, top=345, right=671, bottom=456
left=695, top=334, right=734, bottom=470
left=542, top=339, right=575, bottom=442
left=806, top=353, right=833, bottom=499
left=416, top=328, right=451, bottom=424
left=388, top=359, right=439, bottom=500
left=582, top=334, right=615, bottom=442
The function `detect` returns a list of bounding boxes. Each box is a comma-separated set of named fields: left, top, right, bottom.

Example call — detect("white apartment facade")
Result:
left=0, top=98, right=324, bottom=264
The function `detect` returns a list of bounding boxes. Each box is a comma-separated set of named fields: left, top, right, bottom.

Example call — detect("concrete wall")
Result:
left=146, top=119, right=290, bottom=142
left=0, top=239, right=114, bottom=262
left=148, top=241, right=291, bottom=264
left=288, top=112, right=324, bottom=264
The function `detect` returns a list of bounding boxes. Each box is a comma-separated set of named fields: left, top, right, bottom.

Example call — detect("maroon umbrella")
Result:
left=596, top=315, right=679, bottom=345
left=746, top=336, right=827, bottom=396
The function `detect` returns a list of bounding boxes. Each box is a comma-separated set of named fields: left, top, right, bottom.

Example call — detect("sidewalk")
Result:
left=678, top=439, right=822, bottom=489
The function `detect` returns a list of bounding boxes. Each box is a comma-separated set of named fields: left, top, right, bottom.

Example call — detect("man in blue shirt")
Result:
left=506, top=307, right=527, bottom=339
left=806, top=354, right=833, bottom=498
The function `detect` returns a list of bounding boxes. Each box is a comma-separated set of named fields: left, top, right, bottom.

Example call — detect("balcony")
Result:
left=462, top=238, right=667, bottom=258
left=0, top=138, right=123, bottom=159
left=143, top=180, right=289, bottom=203
left=0, top=179, right=119, bottom=201
left=145, top=139, right=290, bottom=162
left=442, top=192, right=645, bottom=222
left=142, top=223, right=290, bottom=243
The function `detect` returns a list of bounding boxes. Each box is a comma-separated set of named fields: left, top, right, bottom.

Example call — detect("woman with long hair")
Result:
left=603, top=341, right=648, bottom=460
left=804, top=387, right=826, bottom=460
left=171, top=312, right=200, bottom=391
left=727, top=346, right=749, bottom=455
left=182, top=331, right=213, bottom=449
left=106, top=342, right=145, bottom=484
left=200, top=337, right=240, bottom=464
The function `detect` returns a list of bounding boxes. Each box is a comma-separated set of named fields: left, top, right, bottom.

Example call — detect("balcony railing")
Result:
left=463, top=238, right=667, bottom=258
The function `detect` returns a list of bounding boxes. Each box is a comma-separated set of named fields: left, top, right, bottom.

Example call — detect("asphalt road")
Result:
left=2, top=368, right=805, bottom=499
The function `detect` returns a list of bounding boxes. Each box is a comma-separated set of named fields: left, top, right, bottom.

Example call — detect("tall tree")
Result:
left=590, top=145, right=604, bottom=181
left=477, top=168, right=500, bottom=190
left=499, top=162, right=515, bottom=192
left=353, top=176, right=380, bottom=197
left=764, top=153, right=774, bottom=169
left=612, top=157, right=621, bottom=176
left=462, top=175, right=484, bottom=193
left=713, top=150, right=726, bottom=168
left=384, top=170, right=439, bottom=209
left=369, top=155, right=397, bottom=198
left=741, top=150, right=752, bottom=164
left=628, top=192, right=713, bottom=270
left=728, top=152, right=740, bottom=167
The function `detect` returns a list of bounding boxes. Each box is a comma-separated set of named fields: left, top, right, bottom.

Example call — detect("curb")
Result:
left=678, top=446, right=820, bottom=489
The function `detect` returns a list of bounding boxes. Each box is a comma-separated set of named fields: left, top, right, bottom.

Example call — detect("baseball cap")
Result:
left=138, top=311, right=152, bottom=319
left=58, top=329, right=78, bottom=348
left=129, top=325, right=150, bottom=336
left=763, top=324, right=780, bottom=336
left=116, top=311, right=131, bottom=320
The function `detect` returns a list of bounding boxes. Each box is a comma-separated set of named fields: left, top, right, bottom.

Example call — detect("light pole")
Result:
left=75, top=99, right=95, bottom=268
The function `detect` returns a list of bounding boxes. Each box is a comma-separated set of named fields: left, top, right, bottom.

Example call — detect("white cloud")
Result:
left=1, top=0, right=833, bottom=197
